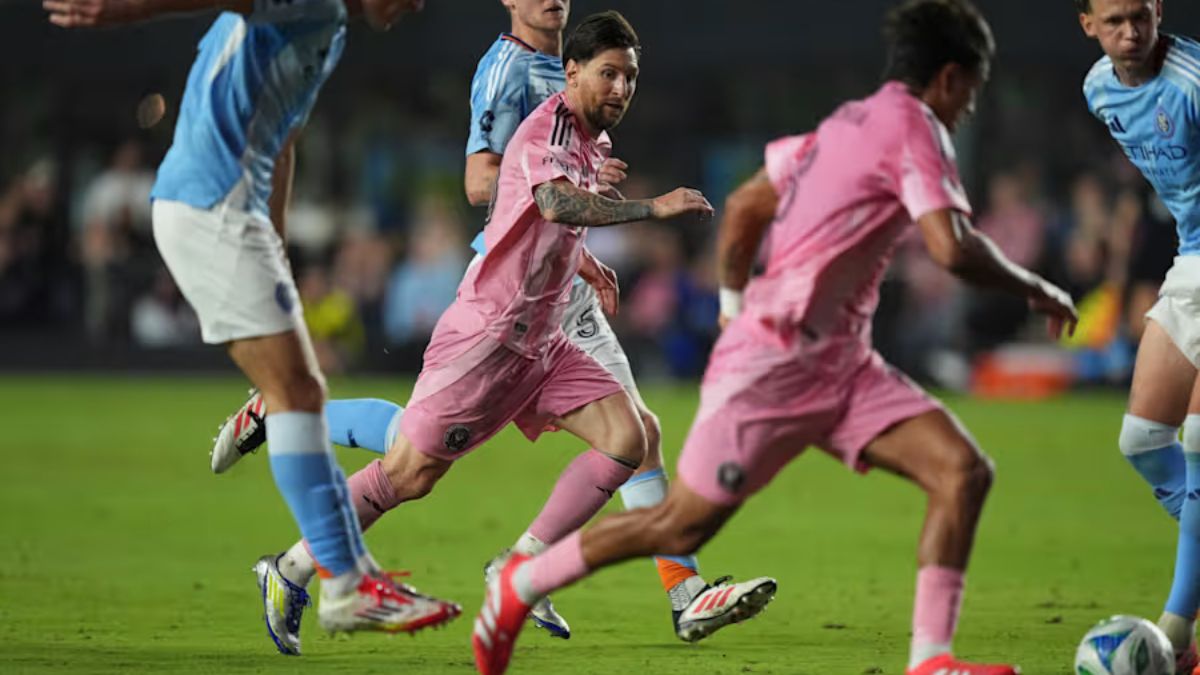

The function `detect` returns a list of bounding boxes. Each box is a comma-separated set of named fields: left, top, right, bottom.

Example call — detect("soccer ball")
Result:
left=1074, top=615, right=1175, bottom=675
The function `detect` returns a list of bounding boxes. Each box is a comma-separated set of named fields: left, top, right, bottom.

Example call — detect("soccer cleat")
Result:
left=211, top=389, right=266, bottom=474
left=485, top=551, right=570, bottom=639
left=673, top=575, right=777, bottom=643
left=253, top=553, right=310, bottom=656
left=473, top=553, right=533, bottom=675
left=317, top=571, right=461, bottom=634
left=906, top=654, right=1020, bottom=675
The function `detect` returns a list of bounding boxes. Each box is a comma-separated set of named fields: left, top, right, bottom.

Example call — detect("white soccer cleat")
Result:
left=211, top=388, right=266, bottom=474
left=317, top=571, right=461, bottom=635
left=485, top=551, right=570, bottom=639
left=253, top=553, right=310, bottom=656
left=673, top=575, right=777, bottom=643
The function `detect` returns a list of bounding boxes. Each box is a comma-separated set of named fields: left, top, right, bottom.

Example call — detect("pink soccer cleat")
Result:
left=907, top=654, right=1020, bottom=675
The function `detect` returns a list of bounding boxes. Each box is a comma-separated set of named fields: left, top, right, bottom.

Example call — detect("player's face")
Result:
left=360, top=0, right=424, bottom=31
left=568, top=47, right=639, bottom=132
left=1079, top=0, right=1162, bottom=67
left=925, top=61, right=988, bottom=133
left=507, top=0, right=569, bottom=34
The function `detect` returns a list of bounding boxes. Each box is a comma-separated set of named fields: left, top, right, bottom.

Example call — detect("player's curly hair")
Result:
left=562, top=10, right=641, bottom=67
left=883, top=0, right=995, bottom=88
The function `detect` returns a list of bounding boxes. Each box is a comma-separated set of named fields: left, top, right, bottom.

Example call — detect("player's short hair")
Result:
left=1075, top=0, right=1092, bottom=12
left=562, top=10, right=641, bottom=67
left=883, top=0, right=996, bottom=88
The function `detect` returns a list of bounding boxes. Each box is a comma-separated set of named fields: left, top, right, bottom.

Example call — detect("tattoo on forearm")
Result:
left=535, top=182, right=652, bottom=227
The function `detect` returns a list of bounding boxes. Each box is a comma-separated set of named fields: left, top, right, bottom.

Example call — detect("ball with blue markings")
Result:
left=1075, top=615, right=1174, bottom=675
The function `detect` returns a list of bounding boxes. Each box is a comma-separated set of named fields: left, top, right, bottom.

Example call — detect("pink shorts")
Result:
left=677, top=318, right=941, bottom=506
left=400, top=329, right=625, bottom=461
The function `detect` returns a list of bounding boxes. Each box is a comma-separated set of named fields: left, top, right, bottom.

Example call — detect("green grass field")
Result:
left=0, top=375, right=1176, bottom=674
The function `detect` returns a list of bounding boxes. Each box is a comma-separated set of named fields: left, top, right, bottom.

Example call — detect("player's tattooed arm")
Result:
left=716, top=168, right=778, bottom=290
left=534, top=181, right=652, bottom=227
left=535, top=179, right=713, bottom=228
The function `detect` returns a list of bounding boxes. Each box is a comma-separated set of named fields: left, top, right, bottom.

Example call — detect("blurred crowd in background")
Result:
left=1, top=2, right=1186, bottom=394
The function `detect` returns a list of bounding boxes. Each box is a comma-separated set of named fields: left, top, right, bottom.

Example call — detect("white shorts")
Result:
left=1147, top=256, right=1200, bottom=367
left=152, top=199, right=302, bottom=344
left=463, top=253, right=638, bottom=392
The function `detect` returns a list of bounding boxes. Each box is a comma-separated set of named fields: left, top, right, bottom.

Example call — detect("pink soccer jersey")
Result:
left=744, top=81, right=971, bottom=344
left=436, top=92, right=612, bottom=361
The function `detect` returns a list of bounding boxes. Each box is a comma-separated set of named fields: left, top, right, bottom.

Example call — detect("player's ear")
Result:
left=1155, top=0, right=1163, bottom=26
left=1078, top=10, right=1096, bottom=38
left=565, top=59, right=581, bottom=87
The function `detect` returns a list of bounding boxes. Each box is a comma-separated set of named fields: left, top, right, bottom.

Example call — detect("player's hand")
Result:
left=598, top=158, right=628, bottom=187
left=651, top=188, right=714, bottom=220
left=579, top=254, right=619, bottom=316
left=44, top=0, right=143, bottom=27
left=1028, top=278, right=1078, bottom=339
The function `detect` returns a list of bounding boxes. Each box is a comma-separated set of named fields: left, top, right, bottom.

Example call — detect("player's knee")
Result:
left=935, top=446, right=993, bottom=501
left=638, top=410, right=663, bottom=470
left=608, top=415, right=648, bottom=467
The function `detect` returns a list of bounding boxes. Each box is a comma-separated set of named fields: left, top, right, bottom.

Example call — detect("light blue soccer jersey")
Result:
left=1085, top=35, right=1200, bottom=255
left=466, top=33, right=565, bottom=254
left=150, top=0, right=347, bottom=220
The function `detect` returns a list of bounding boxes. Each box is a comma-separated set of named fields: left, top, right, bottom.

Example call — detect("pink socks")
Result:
left=527, top=449, right=634, bottom=545
left=909, top=565, right=964, bottom=668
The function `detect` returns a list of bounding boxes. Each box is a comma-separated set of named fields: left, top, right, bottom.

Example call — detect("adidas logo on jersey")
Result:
left=1107, top=115, right=1126, bottom=134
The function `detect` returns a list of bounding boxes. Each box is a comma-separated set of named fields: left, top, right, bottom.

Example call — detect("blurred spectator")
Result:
left=130, top=266, right=199, bottom=348
left=78, top=140, right=154, bottom=341
left=382, top=196, right=467, bottom=346
left=300, top=262, right=365, bottom=374
left=625, top=226, right=718, bottom=378
left=0, top=159, right=64, bottom=326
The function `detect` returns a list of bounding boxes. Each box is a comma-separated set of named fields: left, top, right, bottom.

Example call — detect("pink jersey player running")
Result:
left=472, top=2, right=1079, bottom=674
left=257, top=8, right=714, bottom=639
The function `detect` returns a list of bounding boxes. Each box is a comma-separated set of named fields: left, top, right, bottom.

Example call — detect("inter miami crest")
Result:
left=717, top=461, right=745, bottom=494
left=444, top=424, right=471, bottom=454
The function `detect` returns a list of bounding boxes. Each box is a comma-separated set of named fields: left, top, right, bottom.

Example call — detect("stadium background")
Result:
left=3, top=1, right=1200, bottom=673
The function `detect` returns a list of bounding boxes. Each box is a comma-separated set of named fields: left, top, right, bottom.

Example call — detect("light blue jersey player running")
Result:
left=1079, top=0, right=1200, bottom=670
left=45, top=0, right=460, bottom=656
left=211, top=0, right=773, bottom=649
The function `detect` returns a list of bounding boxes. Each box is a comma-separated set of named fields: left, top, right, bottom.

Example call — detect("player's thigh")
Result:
left=152, top=199, right=303, bottom=346
left=1129, top=319, right=1196, bottom=425
left=554, top=390, right=645, bottom=463
left=860, top=409, right=990, bottom=494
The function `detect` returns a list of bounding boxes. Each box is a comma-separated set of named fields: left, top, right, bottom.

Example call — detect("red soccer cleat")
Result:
left=907, top=654, right=1020, bottom=675
left=473, top=553, right=534, bottom=675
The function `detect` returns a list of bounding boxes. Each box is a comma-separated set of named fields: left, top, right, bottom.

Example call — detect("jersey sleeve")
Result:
left=763, top=134, right=814, bottom=196
left=893, top=108, right=972, bottom=221
left=467, top=56, right=527, bottom=157
left=247, top=0, right=344, bottom=24
left=520, top=123, right=580, bottom=192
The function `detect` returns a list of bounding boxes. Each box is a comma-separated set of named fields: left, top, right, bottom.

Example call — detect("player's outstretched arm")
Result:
left=45, top=0, right=250, bottom=27
left=918, top=207, right=1078, bottom=338
left=533, top=179, right=712, bottom=228
left=715, top=168, right=777, bottom=324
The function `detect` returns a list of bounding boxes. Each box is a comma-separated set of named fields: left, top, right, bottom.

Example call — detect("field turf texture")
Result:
left=0, top=375, right=1172, bottom=674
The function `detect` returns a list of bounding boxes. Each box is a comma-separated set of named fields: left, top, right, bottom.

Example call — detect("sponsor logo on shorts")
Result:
left=274, top=282, right=295, bottom=313
left=443, top=424, right=472, bottom=454
left=717, top=462, right=745, bottom=494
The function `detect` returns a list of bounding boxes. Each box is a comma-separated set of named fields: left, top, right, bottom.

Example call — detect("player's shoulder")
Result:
left=1162, top=35, right=1200, bottom=99
left=1082, top=54, right=1114, bottom=98
left=471, top=34, right=537, bottom=91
